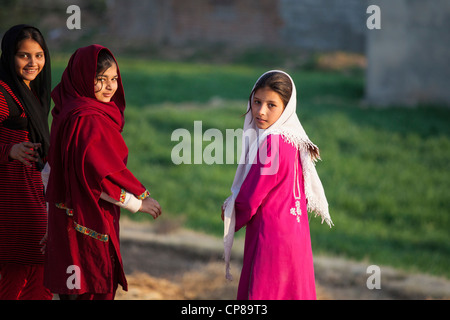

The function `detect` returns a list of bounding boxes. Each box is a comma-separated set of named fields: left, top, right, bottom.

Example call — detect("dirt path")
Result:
left=115, top=218, right=450, bottom=300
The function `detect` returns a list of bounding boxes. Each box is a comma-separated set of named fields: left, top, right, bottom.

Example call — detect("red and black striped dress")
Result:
left=0, top=80, right=47, bottom=265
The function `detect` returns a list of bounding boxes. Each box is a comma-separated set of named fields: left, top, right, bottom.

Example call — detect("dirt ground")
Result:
left=115, top=218, right=450, bottom=300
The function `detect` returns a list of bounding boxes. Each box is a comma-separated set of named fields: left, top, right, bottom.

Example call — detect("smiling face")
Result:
left=251, top=86, right=285, bottom=129
left=14, top=38, right=45, bottom=88
left=94, top=63, right=118, bottom=103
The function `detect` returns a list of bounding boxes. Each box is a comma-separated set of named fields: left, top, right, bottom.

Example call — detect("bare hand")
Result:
left=139, top=197, right=162, bottom=219
left=9, top=142, right=41, bottom=167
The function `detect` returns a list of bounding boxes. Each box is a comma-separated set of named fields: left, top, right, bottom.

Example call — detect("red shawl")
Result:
left=46, top=44, right=142, bottom=235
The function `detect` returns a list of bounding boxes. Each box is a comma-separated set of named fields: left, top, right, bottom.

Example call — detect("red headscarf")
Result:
left=46, top=44, right=130, bottom=235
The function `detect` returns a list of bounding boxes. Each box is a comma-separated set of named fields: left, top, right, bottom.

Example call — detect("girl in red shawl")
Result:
left=43, top=45, right=161, bottom=300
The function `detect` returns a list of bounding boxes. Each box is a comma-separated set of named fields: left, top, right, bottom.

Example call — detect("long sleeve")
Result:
left=100, top=173, right=145, bottom=213
left=100, top=167, right=149, bottom=200
left=0, top=90, right=13, bottom=163
left=234, top=135, right=279, bottom=231
left=42, top=162, right=144, bottom=213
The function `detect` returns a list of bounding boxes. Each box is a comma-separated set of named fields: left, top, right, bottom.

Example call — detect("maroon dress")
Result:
left=44, top=45, right=150, bottom=297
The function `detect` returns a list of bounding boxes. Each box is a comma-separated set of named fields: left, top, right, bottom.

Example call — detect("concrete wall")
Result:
left=107, top=0, right=365, bottom=52
left=108, top=0, right=283, bottom=48
left=365, top=0, right=450, bottom=106
left=280, top=0, right=366, bottom=53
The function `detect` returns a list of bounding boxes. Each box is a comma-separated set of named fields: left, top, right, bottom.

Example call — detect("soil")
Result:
left=115, top=218, right=450, bottom=300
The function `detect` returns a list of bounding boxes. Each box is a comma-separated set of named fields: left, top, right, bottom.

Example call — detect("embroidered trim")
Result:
left=54, top=203, right=109, bottom=242
left=119, top=189, right=127, bottom=203
left=137, top=190, right=150, bottom=200
left=73, top=222, right=109, bottom=242
left=290, top=151, right=302, bottom=223
left=275, top=133, right=333, bottom=227
left=55, top=203, right=73, bottom=216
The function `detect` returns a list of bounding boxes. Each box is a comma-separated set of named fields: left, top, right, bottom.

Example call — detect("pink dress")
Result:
left=235, top=135, right=316, bottom=300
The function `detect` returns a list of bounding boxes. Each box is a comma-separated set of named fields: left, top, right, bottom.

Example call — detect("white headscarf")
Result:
left=223, top=70, right=333, bottom=280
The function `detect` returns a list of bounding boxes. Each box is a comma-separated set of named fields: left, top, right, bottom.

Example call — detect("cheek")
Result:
left=269, top=109, right=283, bottom=123
left=111, top=81, right=118, bottom=93
left=38, top=57, right=46, bottom=70
left=14, top=58, right=23, bottom=73
left=94, top=81, right=102, bottom=93
left=250, top=103, right=259, bottom=116
left=94, top=90, right=102, bottom=101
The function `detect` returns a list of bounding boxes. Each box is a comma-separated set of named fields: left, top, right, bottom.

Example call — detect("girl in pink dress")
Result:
left=222, top=70, right=333, bottom=300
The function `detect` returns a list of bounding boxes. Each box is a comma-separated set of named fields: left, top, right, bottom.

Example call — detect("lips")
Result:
left=256, top=117, right=266, bottom=123
left=23, top=68, right=38, bottom=74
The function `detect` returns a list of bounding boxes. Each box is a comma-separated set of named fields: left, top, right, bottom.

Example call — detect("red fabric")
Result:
left=44, top=45, right=147, bottom=295
left=0, top=264, right=53, bottom=300
left=0, top=81, right=48, bottom=265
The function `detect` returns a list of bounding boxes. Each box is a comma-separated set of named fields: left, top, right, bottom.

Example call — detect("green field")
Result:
left=51, top=55, right=450, bottom=279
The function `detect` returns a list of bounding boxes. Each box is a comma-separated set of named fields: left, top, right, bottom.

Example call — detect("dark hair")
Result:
left=94, top=49, right=116, bottom=92
left=244, top=71, right=292, bottom=121
left=249, top=72, right=292, bottom=108
left=96, top=49, right=116, bottom=75
left=15, top=27, right=48, bottom=57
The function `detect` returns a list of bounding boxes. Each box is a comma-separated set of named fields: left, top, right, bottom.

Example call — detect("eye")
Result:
left=268, top=103, right=277, bottom=108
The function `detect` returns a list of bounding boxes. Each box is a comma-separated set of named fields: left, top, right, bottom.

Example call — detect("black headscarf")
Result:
left=0, top=24, right=51, bottom=168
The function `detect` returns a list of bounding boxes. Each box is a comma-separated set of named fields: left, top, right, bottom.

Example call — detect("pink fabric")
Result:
left=235, top=135, right=316, bottom=300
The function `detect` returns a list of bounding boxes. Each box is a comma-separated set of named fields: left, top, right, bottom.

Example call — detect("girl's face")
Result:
left=251, top=87, right=285, bottom=129
left=14, top=39, right=45, bottom=88
left=94, top=63, right=118, bottom=103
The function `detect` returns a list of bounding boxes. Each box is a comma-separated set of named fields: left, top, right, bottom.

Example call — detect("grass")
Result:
left=50, top=54, right=450, bottom=279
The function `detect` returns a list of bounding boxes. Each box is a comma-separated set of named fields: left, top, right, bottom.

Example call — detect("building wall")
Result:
left=107, top=0, right=365, bottom=52
left=279, top=0, right=366, bottom=53
left=365, top=0, right=450, bottom=106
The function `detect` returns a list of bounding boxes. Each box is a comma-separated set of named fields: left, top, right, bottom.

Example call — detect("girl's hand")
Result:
left=9, top=142, right=41, bottom=167
left=139, top=197, right=162, bottom=219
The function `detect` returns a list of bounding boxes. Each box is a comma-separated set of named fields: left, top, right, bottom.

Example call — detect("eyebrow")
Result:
left=96, top=73, right=118, bottom=77
left=253, top=95, right=278, bottom=104
left=16, top=51, right=44, bottom=55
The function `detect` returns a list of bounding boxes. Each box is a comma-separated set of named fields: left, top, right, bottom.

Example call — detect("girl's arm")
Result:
left=100, top=190, right=142, bottom=213
left=100, top=170, right=149, bottom=213
left=100, top=174, right=161, bottom=219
